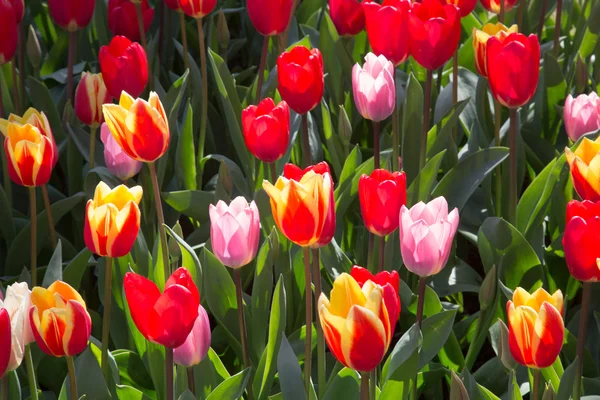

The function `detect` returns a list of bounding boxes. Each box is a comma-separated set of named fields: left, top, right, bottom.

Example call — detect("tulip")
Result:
left=0, top=308, right=9, bottom=378
left=108, top=0, right=155, bottom=43
left=209, top=197, right=260, bottom=268
left=6, top=0, right=24, bottom=23
left=409, top=0, right=461, bottom=71
left=29, top=281, right=92, bottom=357
left=180, top=0, right=217, bottom=18
left=84, top=181, right=142, bottom=258
left=359, top=169, right=406, bottom=237
left=263, top=169, right=332, bottom=247
left=472, top=23, right=518, bottom=77
left=100, top=123, right=143, bottom=180
left=0, top=1, right=18, bottom=65
left=277, top=46, right=324, bottom=115
left=318, top=273, right=394, bottom=372
left=362, top=0, right=410, bottom=66
left=247, top=0, right=294, bottom=36
left=565, top=137, right=600, bottom=201
left=562, top=200, right=600, bottom=282
left=440, top=0, right=476, bottom=17
left=164, top=0, right=181, bottom=11
left=399, top=196, right=459, bottom=277
left=124, top=267, right=200, bottom=348
left=480, top=0, right=518, bottom=13
left=242, top=98, right=290, bottom=163
left=350, top=266, right=400, bottom=329
left=75, top=72, right=113, bottom=127
left=102, top=91, right=170, bottom=162
left=174, top=305, right=211, bottom=367
left=352, top=53, right=396, bottom=122
left=99, top=36, right=149, bottom=99
left=0, top=108, right=58, bottom=187
left=329, top=0, right=365, bottom=37
left=0, top=282, right=34, bottom=371
left=486, top=33, right=540, bottom=109
left=48, top=0, right=96, bottom=31
left=506, top=287, right=564, bottom=369
left=564, top=93, right=600, bottom=142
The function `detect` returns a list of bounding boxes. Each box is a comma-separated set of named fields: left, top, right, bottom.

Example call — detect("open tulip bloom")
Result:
left=0, top=283, right=34, bottom=372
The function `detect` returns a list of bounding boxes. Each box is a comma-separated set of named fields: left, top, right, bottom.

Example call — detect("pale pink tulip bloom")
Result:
left=352, top=52, right=396, bottom=122
left=173, top=305, right=211, bottom=367
left=209, top=197, right=260, bottom=268
left=0, top=282, right=35, bottom=371
left=564, top=93, right=600, bottom=142
left=100, top=122, right=142, bottom=180
left=399, top=197, right=459, bottom=277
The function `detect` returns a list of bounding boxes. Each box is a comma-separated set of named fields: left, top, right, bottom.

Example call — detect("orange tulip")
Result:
left=565, top=137, right=600, bottom=201
left=318, top=273, right=393, bottom=372
left=262, top=170, right=332, bottom=247
left=506, top=287, right=564, bottom=369
left=0, top=108, right=58, bottom=187
left=102, top=91, right=170, bottom=163
left=84, top=181, right=142, bottom=258
left=472, top=23, right=518, bottom=77
left=29, top=281, right=92, bottom=357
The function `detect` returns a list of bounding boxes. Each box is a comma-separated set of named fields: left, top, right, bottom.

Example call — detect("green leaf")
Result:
left=27, top=78, right=66, bottom=141
left=419, top=310, right=458, bottom=369
left=164, top=224, right=202, bottom=290
left=406, top=150, right=446, bottom=206
left=380, top=338, right=419, bottom=400
left=508, top=370, right=522, bottom=400
left=58, top=344, right=111, bottom=400
left=321, top=100, right=343, bottom=178
left=382, top=323, right=421, bottom=383
left=163, top=190, right=214, bottom=222
left=67, top=123, right=104, bottom=167
left=62, top=248, right=93, bottom=290
left=116, top=385, right=151, bottom=400
left=176, top=100, right=197, bottom=191
left=193, top=348, right=231, bottom=399
left=112, top=350, right=156, bottom=399
left=323, top=368, right=360, bottom=400
left=402, top=73, right=424, bottom=186
left=42, top=239, right=63, bottom=287
left=0, top=184, right=15, bottom=244
left=277, top=335, right=306, bottom=400
left=205, top=368, right=251, bottom=400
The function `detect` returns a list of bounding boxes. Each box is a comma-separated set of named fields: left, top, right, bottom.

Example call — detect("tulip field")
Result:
left=2, top=0, right=600, bottom=398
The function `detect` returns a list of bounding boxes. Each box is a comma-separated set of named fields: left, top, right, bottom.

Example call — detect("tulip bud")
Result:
left=496, top=319, right=517, bottom=370
left=449, top=371, right=469, bottom=399
left=338, top=106, right=353, bottom=148
left=352, top=53, right=396, bottom=122
left=174, top=305, right=211, bottom=367
left=479, top=265, right=497, bottom=311
left=168, top=221, right=184, bottom=260
left=27, top=26, right=42, bottom=71
left=576, top=55, right=588, bottom=94
left=217, top=10, right=230, bottom=50
left=75, top=72, right=113, bottom=127
left=542, top=383, right=556, bottom=400
left=0, top=1, right=18, bottom=65
left=100, top=123, right=143, bottom=181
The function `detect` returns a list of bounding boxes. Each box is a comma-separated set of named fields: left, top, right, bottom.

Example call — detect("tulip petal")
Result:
left=342, top=305, right=387, bottom=372
left=165, top=268, right=200, bottom=306
left=531, top=302, right=564, bottom=368
left=124, top=272, right=161, bottom=341
left=0, top=309, right=10, bottom=376
left=62, top=300, right=92, bottom=356
left=149, top=285, right=199, bottom=348
left=328, top=273, right=367, bottom=318
left=107, top=200, right=141, bottom=258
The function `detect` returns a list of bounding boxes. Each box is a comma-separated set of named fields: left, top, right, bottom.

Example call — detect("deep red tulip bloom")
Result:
left=439, top=0, right=476, bottom=17
left=284, top=162, right=336, bottom=248
left=48, top=0, right=95, bottom=31
left=0, top=1, right=17, bottom=65
left=363, top=0, right=410, bottom=66
left=6, top=0, right=23, bottom=23
left=0, top=309, right=10, bottom=378
left=480, top=0, right=518, bottom=13
left=242, top=98, right=290, bottom=163
left=486, top=33, right=540, bottom=109
left=124, top=268, right=200, bottom=348
left=164, top=0, right=181, bottom=11
left=330, top=0, right=365, bottom=37
left=108, top=0, right=154, bottom=43
left=358, top=169, right=406, bottom=236
left=351, top=265, right=401, bottom=329
left=99, top=36, right=149, bottom=99
left=180, top=0, right=217, bottom=18
left=247, top=0, right=293, bottom=36
left=277, top=46, right=324, bottom=115
left=409, top=0, right=460, bottom=71
left=563, top=200, right=600, bottom=282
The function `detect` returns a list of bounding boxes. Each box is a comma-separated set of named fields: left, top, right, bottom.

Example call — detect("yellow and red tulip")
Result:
left=565, top=137, right=600, bottom=202
left=74, top=72, right=112, bottom=127
left=472, top=22, right=518, bottom=77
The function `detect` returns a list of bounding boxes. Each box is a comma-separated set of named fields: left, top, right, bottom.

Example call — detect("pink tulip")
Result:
left=352, top=52, right=396, bottom=122
left=173, top=305, right=211, bottom=367
left=100, top=123, right=142, bottom=180
left=209, top=197, right=260, bottom=268
left=564, top=93, right=600, bottom=142
left=399, top=196, right=459, bottom=277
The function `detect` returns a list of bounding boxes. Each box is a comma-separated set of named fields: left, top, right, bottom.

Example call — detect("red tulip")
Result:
left=164, top=0, right=181, bottom=11
left=351, top=265, right=400, bottom=329
left=486, top=33, right=540, bottom=109
left=277, top=46, right=324, bottom=115
left=363, top=0, right=411, bottom=66
left=124, top=268, right=200, bottom=348
left=0, top=0, right=18, bottom=65
left=358, top=169, right=406, bottom=236
left=283, top=162, right=336, bottom=248
left=439, top=0, right=476, bottom=17
left=329, top=0, right=365, bottom=37
left=99, top=36, right=149, bottom=99
left=563, top=200, right=600, bottom=282
left=180, top=0, right=217, bottom=19
left=48, top=0, right=96, bottom=31
left=409, top=0, right=460, bottom=71
left=6, top=0, right=23, bottom=23
left=108, top=0, right=154, bottom=43
left=247, top=0, right=293, bottom=36
left=242, top=98, right=290, bottom=163
left=0, top=309, right=10, bottom=378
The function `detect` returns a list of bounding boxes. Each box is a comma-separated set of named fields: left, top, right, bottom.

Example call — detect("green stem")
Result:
left=517, top=0, right=525, bottom=31
left=378, top=236, right=385, bottom=272
left=312, top=248, right=326, bottom=399
left=89, top=125, right=97, bottom=169
left=11, top=60, right=20, bottom=115
left=269, top=162, right=278, bottom=182
left=553, top=0, right=563, bottom=56
left=360, top=373, right=369, bottom=400
left=538, top=0, right=547, bottom=39
left=66, top=356, right=77, bottom=400
left=135, top=2, right=152, bottom=91
left=499, top=0, right=505, bottom=23
left=255, top=36, right=269, bottom=105
left=508, top=108, right=518, bottom=226
left=187, top=367, right=195, bottom=395
left=148, top=162, right=170, bottom=281
left=416, top=277, right=427, bottom=327
left=1, top=375, right=7, bottom=400
left=165, top=347, right=174, bottom=400
left=370, top=370, right=377, bottom=400
left=494, top=99, right=502, bottom=217
left=452, top=51, right=458, bottom=142
left=373, top=121, right=380, bottom=169
left=18, top=23, right=25, bottom=112
left=532, top=368, right=541, bottom=400
left=367, top=233, right=374, bottom=272
left=25, top=345, right=39, bottom=400
left=29, top=187, right=37, bottom=286
left=67, top=31, right=76, bottom=107
left=302, top=113, right=311, bottom=167
left=392, top=103, right=399, bottom=171
left=101, top=256, right=113, bottom=382
left=179, top=11, right=189, bottom=74
left=234, top=268, right=253, bottom=399
left=420, top=70, right=433, bottom=170
left=303, top=247, right=313, bottom=397
left=41, top=185, right=57, bottom=249
left=196, top=17, right=209, bottom=187
left=574, top=282, right=592, bottom=400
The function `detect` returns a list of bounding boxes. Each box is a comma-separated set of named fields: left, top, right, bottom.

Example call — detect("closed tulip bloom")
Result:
left=125, top=268, right=200, bottom=348
left=440, top=0, right=476, bottom=17
left=174, top=305, right=211, bottom=366
left=472, top=23, right=518, bottom=77
left=0, top=283, right=34, bottom=371
left=209, top=197, right=260, bottom=268
left=359, top=169, right=406, bottom=236
left=506, top=288, right=564, bottom=369
left=100, top=123, right=143, bottom=180
left=0, top=1, right=18, bottom=65
left=164, top=0, right=181, bottom=11
left=75, top=72, right=112, bottom=127
left=409, top=0, right=460, bottom=71
left=103, top=91, right=170, bottom=162
left=564, top=93, right=600, bottom=142
left=283, top=162, right=336, bottom=248
left=108, top=0, right=154, bottom=43
left=263, top=169, right=332, bottom=247
left=247, top=0, right=293, bottom=36
left=48, top=0, right=95, bottom=31
left=563, top=200, right=600, bottom=282
left=329, top=0, right=365, bottom=37
left=486, top=33, right=540, bottom=108
left=242, top=98, right=290, bottom=163
left=352, top=53, right=395, bottom=122
left=84, top=181, right=142, bottom=258
left=350, top=266, right=400, bottom=329
left=363, top=0, right=410, bottom=66
left=29, top=281, right=92, bottom=357
left=399, top=196, right=459, bottom=277
left=0, top=309, right=9, bottom=378
left=565, top=137, right=600, bottom=201
left=480, top=0, right=518, bottom=13
left=318, top=273, right=394, bottom=372
left=180, top=0, right=217, bottom=18
left=277, top=46, right=324, bottom=115
left=6, top=0, right=23, bottom=23
left=99, top=36, right=149, bottom=99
